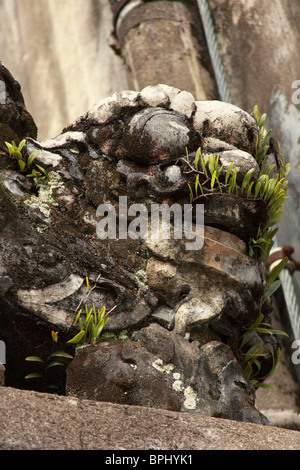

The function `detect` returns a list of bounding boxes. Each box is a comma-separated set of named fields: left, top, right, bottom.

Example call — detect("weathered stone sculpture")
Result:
left=0, top=80, right=285, bottom=425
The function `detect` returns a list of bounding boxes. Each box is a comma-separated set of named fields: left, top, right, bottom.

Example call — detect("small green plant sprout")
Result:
left=227, top=166, right=238, bottom=196
left=239, top=257, right=289, bottom=389
left=253, top=105, right=273, bottom=167
left=26, top=163, right=50, bottom=185
left=185, top=148, right=225, bottom=201
left=248, top=166, right=290, bottom=262
left=240, top=313, right=288, bottom=389
left=67, top=277, right=114, bottom=346
left=5, top=139, right=27, bottom=171
left=246, top=106, right=290, bottom=262
left=67, top=303, right=110, bottom=346
left=4, top=139, right=49, bottom=185
left=240, top=168, right=255, bottom=197
left=25, top=330, right=73, bottom=392
left=263, top=256, right=289, bottom=302
left=185, top=149, right=263, bottom=202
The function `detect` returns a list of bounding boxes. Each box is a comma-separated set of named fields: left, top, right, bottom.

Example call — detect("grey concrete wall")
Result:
left=0, top=0, right=129, bottom=141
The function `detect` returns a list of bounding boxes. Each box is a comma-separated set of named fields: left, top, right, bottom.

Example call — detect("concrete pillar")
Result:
left=110, top=0, right=218, bottom=100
